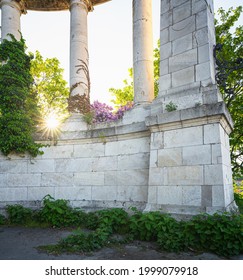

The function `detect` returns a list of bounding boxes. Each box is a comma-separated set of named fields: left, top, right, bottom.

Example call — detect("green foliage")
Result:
left=183, top=213, right=243, bottom=257
left=215, top=6, right=243, bottom=177
left=129, top=211, right=162, bottom=241
left=234, top=181, right=243, bottom=213
left=3, top=197, right=243, bottom=257
left=39, top=195, right=84, bottom=228
left=0, top=36, right=44, bottom=156
left=6, top=205, right=32, bottom=225
left=30, top=51, right=69, bottom=123
left=0, top=214, right=6, bottom=225
left=165, top=101, right=178, bottom=112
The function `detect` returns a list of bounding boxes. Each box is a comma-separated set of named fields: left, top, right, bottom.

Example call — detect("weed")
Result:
left=165, top=101, right=178, bottom=112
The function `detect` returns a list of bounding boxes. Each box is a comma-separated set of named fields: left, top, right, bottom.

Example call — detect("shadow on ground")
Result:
left=0, top=226, right=242, bottom=260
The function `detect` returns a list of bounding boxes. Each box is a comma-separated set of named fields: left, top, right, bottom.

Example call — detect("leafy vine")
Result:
left=0, top=35, right=44, bottom=156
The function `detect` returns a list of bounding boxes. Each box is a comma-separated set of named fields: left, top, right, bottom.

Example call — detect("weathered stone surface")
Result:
left=172, top=66, right=195, bottom=87
left=167, top=166, right=204, bottom=185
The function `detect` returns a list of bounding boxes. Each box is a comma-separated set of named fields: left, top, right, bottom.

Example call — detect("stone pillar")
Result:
left=0, top=0, right=25, bottom=41
left=133, top=0, right=154, bottom=105
left=159, top=0, right=222, bottom=110
left=69, top=0, right=92, bottom=98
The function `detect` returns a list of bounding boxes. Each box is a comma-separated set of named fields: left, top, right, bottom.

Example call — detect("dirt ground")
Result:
left=0, top=226, right=242, bottom=260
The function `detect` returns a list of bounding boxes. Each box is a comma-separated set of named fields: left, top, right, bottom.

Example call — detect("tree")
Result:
left=214, top=6, right=243, bottom=178
left=30, top=51, right=69, bottom=123
left=109, top=40, right=160, bottom=107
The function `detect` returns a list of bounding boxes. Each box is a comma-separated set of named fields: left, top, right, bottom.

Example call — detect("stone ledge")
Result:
left=145, top=102, right=233, bottom=132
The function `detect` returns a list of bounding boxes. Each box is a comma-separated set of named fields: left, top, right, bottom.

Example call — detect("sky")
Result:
left=0, top=0, right=242, bottom=105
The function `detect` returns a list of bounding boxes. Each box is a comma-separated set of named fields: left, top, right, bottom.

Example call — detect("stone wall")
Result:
left=0, top=102, right=236, bottom=215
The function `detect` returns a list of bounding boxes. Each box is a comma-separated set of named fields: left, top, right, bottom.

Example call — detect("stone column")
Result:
left=133, top=0, right=154, bottom=105
left=69, top=0, right=92, bottom=98
left=0, top=0, right=25, bottom=41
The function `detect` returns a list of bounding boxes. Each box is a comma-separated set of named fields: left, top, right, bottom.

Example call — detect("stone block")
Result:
left=160, top=59, right=169, bottom=75
left=169, top=48, right=197, bottom=72
left=172, top=66, right=195, bottom=87
left=55, top=158, right=93, bottom=172
left=173, top=1, right=191, bottom=24
left=149, top=150, right=158, bottom=168
left=41, top=173, right=74, bottom=187
left=160, top=42, right=172, bottom=60
left=157, top=185, right=182, bottom=205
left=160, top=28, right=169, bottom=44
left=150, top=132, right=164, bottom=150
left=118, top=153, right=149, bottom=170
left=149, top=168, right=164, bottom=186
left=164, top=126, right=203, bottom=148
left=105, top=170, right=149, bottom=186
left=167, top=166, right=204, bottom=185
left=169, top=15, right=196, bottom=41
left=158, top=148, right=182, bottom=167
left=8, top=174, right=41, bottom=187
left=161, top=10, right=172, bottom=29
left=0, top=187, right=27, bottom=201
left=92, top=186, right=117, bottom=201
left=171, top=0, right=189, bottom=9
left=159, top=74, right=172, bottom=91
left=41, top=145, right=73, bottom=159
left=28, top=159, right=55, bottom=173
left=196, top=9, right=208, bottom=30
left=196, top=61, right=214, bottom=83
left=204, top=124, right=224, bottom=144
left=74, top=143, right=105, bottom=158
left=146, top=185, right=158, bottom=204
left=0, top=174, right=8, bottom=187
left=193, top=27, right=209, bottom=47
left=204, top=165, right=224, bottom=185
left=182, top=145, right=211, bottom=165
left=172, top=33, right=192, bottom=55
left=192, top=0, right=207, bottom=14
left=0, top=160, right=28, bottom=173
left=74, top=172, right=105, bottom=186
left=161, top=0, right=171, bottom=14
left=92, top=156, right=117, bottom=171
left=212, top=185, right=225, bottom=207
left=198, top=44, right=210, bottom=63
left=117, top=185, right=147, bottom=202
left=28, top=187, right=55, bottom=201
left=105, top=137, right=149, bottom=156
left=55, top=186, right=92, bottom=201
left=201, top=185, right=212, bottom=207
left=182, top=186, right=201, bottom=206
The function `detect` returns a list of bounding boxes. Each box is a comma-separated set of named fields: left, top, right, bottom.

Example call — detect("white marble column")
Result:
left=133, top=0, right=154, bottom=105
left=69, top=0, right=93, bottom=98
left=0, top=0, right=25, bottom=41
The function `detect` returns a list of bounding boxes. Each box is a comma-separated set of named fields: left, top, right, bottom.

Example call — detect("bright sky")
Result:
left=0, top=0, right=242, bottom=105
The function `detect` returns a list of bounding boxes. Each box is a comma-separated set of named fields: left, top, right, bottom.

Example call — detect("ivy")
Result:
left=0, top=35, right=43, bottom=156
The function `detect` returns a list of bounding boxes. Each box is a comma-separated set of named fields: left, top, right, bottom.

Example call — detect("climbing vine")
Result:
left=0, top=35, right=43, bottom=156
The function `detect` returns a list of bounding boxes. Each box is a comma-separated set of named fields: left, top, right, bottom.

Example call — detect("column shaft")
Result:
left=133, top=0, right=154, bottom=105
left=0, top=0, right=25, bottom=41
left=70, top=0, right=91, bottom=98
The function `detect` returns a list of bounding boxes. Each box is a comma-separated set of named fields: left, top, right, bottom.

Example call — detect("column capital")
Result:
left=69, top=0, right=93, bottom=12
left=0, top=0, right=26, bottom=14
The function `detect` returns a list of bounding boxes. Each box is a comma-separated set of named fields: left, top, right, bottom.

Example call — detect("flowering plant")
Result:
left=87, top=101, right=134, bottom=124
